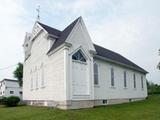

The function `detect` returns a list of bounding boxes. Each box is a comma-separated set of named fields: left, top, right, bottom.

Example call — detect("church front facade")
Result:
left=23, top=17, right=148, bottom=109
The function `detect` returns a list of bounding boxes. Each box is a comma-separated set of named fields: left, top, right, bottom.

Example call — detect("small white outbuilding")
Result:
left=0, top=79, right=22, bottom=98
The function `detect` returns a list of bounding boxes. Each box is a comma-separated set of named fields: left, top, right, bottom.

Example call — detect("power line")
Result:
left=0, top=64, right=17, bottom=71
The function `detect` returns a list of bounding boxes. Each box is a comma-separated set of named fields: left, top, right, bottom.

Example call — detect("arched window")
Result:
left=141, top=76, right=144, bottom=89
left=41, top=63, right=45, bottom=87
left=133, top=74, right=136, bottom=88
left=30, top=70, right=33, bottom=90
left=111, top=68, right=114, bottom=87
left=94, top=62, right=99, bottom=85
left=35, top=66, right=38, bottom=89
left=124, top=71, right=127, bottom=88
left=72, top=50, right=86, bottom=62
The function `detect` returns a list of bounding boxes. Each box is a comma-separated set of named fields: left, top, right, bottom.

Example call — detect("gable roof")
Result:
left=38, top=17, right=148, bottom=74
left=94, top=44, right=148, bottom=74
left=47, top=17, right=80, bottom=53
left=0, top=79, right=18, bottom=83
left=38, top=22, right=61, bottom=37
left=38, top=17, right=80, bottom=53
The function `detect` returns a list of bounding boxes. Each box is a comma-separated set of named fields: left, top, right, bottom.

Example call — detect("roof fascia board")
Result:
left=47, top=42, right=72, bottom=56
left=94, top=55, right=148, bottom=74
left=0, top=79, right=18, bottom=83
left=64, top=18, right=80, bottom=42
left=78, top=17, right=96, bottom=52
left=69, top=45, right=91, bottom=61
left=47, top=34, right=59, bottom=39
left=37, top=22, right=48, bottom=34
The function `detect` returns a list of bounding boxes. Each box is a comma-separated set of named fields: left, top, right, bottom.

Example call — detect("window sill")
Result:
left=123, top=87, right=128, bottom=89
left=94, top=85, right=100, bottom=88
left=133, top=88, right=137, bottom=90
left=72, top=60, right=87, bottom=64
left=41, top=86, right=45, bottom=89
left=110, top=86, right=116, bottom=89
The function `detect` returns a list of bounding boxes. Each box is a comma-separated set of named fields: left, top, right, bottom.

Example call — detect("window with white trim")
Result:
left=94, top=62, right=99, bottom=85
left=30, top=70, right=33, bottom=90
left=133, top=74, right=136, bottom=88
left=35, top=67, right=38, bottom=89
left=124, top=71, right=127, bottom=88
left=111, top=68, right=114, bottom=87
left=141, top=76, right=144, bottom=89
left=41, top=63, right=45, bottom=87
left=72, top=50, right=86, bottom=62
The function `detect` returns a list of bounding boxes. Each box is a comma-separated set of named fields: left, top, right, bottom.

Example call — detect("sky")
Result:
left=0, top=0, right=159, bottom=84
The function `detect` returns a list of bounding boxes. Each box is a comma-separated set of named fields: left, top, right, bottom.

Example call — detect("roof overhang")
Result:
left=47, top=42, right=72, bottom=56
left=94, top=55, right=148, bottom=74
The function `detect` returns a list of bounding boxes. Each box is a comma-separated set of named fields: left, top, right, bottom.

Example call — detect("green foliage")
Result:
left=13, top=62, right=23, bottom=87
left=3, top=96, right=20, bottom=107
left=0, top=97, right=6, bottom=105
left=147, top=81, right=160, bottom=94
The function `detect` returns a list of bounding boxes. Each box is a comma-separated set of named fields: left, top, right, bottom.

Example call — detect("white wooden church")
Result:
left=23, top=17, right=148, bottom=109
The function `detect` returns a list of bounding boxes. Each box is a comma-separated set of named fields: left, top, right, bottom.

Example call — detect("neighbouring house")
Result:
left=23, top=17, right=148, bottom=109
left=0, top=79, right=22, bottom=98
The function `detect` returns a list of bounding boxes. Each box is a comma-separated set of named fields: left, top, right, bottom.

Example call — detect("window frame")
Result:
left=35, top=66, right=38, bottom=89
left=111, top=68, right=115, bottom=87
left=41, top=63, right=45, bottom=88
left=10, top=91, right=14, bottom=94
left=94, top=62, right=99, bottom=85
left=141, top=75, right=144, bottom=90
left=30, top=70, right=33, bottom=90
left=133, top=73, right=136, bottom=89
left=124, top=71, right=127, bottom=88
left=72, top=50, right=86, bottom=63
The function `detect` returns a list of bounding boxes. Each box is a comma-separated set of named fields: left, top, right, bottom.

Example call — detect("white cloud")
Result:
left=88, top=0, right=160, bottom=84
left=0, top=0, right=30, bottom=80
left=0, top=0, right=159, bottom=84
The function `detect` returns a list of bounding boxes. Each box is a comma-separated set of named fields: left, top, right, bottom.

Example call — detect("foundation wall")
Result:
left=24, top=97, right=147, bottom=109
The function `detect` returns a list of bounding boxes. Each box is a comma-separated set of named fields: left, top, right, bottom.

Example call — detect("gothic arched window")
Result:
left=72, top=50, right=86, bottom=62
left=94, top=62, right=99, bottom=85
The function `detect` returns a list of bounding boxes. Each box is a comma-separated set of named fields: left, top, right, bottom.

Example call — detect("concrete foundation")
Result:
left=24, top=97, right=147, bottom=110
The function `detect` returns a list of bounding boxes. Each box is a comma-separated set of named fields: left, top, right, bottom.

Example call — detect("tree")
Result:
left=13, top=63, right=23, bottom=87
left=147, top=80, right=160, bottom=94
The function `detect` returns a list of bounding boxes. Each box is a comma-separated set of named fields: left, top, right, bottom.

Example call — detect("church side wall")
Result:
left=94, top=58, right=148, bottom=101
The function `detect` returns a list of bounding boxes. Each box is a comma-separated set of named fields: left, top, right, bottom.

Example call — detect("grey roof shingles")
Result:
left=38, top=17, right=148, bottom=74
left=38, top=17, right=80, bottom=53
left=94, top=44, right=148, bottom=74
left=38, top=22, right=61, bottom=37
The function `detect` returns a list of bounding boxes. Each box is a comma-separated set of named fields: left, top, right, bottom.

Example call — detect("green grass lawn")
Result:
left=0, top=95, right=160, bottom=120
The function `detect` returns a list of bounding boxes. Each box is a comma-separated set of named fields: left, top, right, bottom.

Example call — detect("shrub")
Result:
left=0, top=97, right=3, bottom=105
left=3, top=96, right=20, bottom=107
